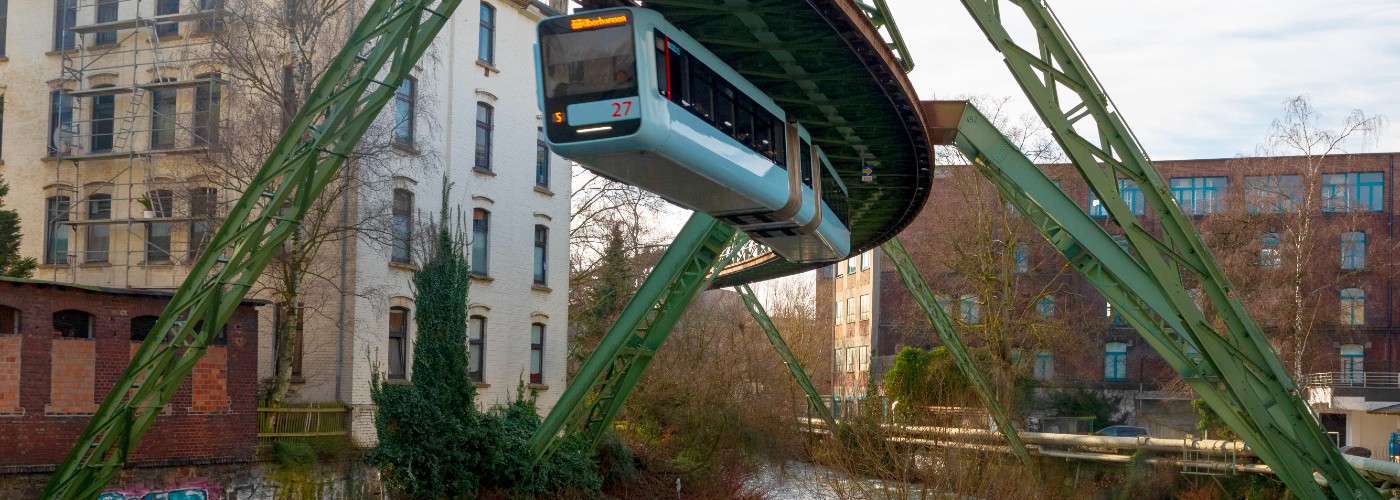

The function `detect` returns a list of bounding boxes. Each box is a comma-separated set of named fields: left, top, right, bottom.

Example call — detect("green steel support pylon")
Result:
left=879, top=237, right=1037, bottom=474
left=529, top=213, right=741, bottom=462
left=43, top=1, right=462, bottom=497
left=952, top=1, right=1381, bottom=494
left=734, top=284, right=839, bottom=435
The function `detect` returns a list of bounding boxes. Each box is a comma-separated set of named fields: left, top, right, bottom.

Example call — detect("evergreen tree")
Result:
left=571, top=225, right=635, bottom=372
left=0, top=174, right=37, bottom=278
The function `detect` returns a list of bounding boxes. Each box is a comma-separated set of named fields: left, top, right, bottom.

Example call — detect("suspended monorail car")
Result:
left=535, top=7, right=850, bottom=263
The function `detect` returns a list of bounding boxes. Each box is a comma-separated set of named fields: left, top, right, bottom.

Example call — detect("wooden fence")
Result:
left=256, top=402, right=349, bottom=448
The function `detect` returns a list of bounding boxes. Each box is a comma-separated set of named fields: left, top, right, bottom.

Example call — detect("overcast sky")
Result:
left=890, top=0, right=1400, bottom=160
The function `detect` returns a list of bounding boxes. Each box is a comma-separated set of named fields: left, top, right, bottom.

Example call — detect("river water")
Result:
left=745, top=461, right=928, bottom=499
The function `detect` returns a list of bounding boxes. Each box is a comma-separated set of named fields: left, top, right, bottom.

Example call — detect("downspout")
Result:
left=333, top=0, right=361, bottom=403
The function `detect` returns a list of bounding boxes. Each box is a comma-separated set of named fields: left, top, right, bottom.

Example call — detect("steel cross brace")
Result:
left=879, top=236, right=1037, bottom=474
left=957, top=0, right=1377, bottom=496
left=529, top=213, right=741, bottom=462
left=43, top=1, right=463, bottom=497
left=733, top=284, right=840, bottom=435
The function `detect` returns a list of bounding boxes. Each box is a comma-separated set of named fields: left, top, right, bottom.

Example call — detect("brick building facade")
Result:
left=820, top=152, right=1400, bottom=448
left=0, top=278, right=261, bottom=470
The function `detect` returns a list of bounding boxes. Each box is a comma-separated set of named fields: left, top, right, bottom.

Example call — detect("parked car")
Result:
left=1095, top=425, right=1150, bottom=437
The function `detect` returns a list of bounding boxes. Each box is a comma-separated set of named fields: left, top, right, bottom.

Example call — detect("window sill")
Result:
left=78, top=262, right=112, bottom=268
left=475, top=60, right=500, bottom=74
left=0, top=56, right=8, bottom=63
left=531, top=285, right=552, bottom=293
left=533, top=185, right=554, bottom=196
left=45, top=49, right=81, bottom=57
left=38, top=263, right=70, bottom=269
left=389, top=261, right=418, bottom=272
left=528, top=383, right=549, bottom=391
left=471, top=274, right=494, bottom=282
left=138, top=261, right=176, bottom=267
left=473, top=382, right=491, bottom=389
left=392, top=142, right=421, bottom=155
left=473, top=167, right=496, bottom=177
left=385, top=378, right=411, bottom=385
left=290, top=376, right=307, bottom=384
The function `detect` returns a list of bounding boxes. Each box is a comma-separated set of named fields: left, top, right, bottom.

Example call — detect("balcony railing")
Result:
left=1304, top=372, right=1400, bottom=388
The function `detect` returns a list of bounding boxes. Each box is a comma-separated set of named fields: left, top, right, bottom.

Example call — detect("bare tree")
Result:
left=198, top=0, right=440, bottom=402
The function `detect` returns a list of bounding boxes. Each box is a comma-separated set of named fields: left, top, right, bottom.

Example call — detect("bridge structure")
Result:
left=39, top=0, right=1382, bottom=498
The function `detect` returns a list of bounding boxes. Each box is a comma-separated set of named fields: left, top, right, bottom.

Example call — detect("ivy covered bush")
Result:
left=370, top=184, right=599, bottom=497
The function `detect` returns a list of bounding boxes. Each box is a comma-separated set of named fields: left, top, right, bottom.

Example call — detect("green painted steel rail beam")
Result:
left=954, top=0, right=1379, bottom=495
left=734, top=284, right=839, bottom=435
left=42, top=0, right=463, bottom=497
left=880, top=236, right=1037, bottom=475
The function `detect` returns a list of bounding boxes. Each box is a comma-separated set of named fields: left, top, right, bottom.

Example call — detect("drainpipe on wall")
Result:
left=333, top=0, right=361, bottom=405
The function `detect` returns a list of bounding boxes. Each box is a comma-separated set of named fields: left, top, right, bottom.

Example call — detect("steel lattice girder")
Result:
left=952, top=1, right=1380, bottom=495
left=734, top=284, right=839, bottom=435
left=880, top=236, right=1037, bottom=475
left=529, top=214, right=740, bottom=462
left=42, top=1, right=462, bottom=498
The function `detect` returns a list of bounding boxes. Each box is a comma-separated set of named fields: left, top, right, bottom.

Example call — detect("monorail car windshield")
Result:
left=540, top=13, right=639, bottom=142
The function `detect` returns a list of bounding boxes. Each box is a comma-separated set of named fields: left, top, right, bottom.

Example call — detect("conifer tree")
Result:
left=571, top=225, right=635, bottom=372
left=0, top=174, right=37, bottom=279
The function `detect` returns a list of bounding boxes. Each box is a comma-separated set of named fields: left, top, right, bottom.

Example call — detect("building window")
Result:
left=150, top=81, right=178, bottom=149
left=86, top=194, right=111, bottom=262
left=196, top=0, right=225, bottom=33
left=1107, top=302, right=1125, bottom=325
left=834, top=349, right=843, bottom=374
left=94, top=0, right=118, bottom=44
left=1340, top=288, right=1365, bottom=326
left=835, top=263, right=843, bottom=278
left=845, top=297, right=857, bottom=324
left=155, top=0, right=179, bottom=37
left=845, top=347, right=855, bottom=372
left=536, top=128, right=550, bottom=188
left=834, top=300, right=843, bottom=325
left=49, top=91, right=74, bottom=155
left=475, top=103, right=493, bottom=171
left=189, top=188, right=218, bottom=258
left=1170, top=176, right=1228, bottom=215
left=53, top=0, right=76, bottom=51
left=477, top=2, right=495, bottom=64
left=193, top=75, right=222, bottom=145
left=1088, top=180, right=1145, bottom=216
left=53, top=309, right=93, bottom=338
left=1341, top=231, right=1365, bottom=270
left=860, top=250, right=873, bottom=270
left=1014, top=243, right=1029, bottom=274
left=1323, top=172, right=1385, bottom=213
left=858, top=345, right=869, bottom=371
left=959, top=295, right=981, bottom=325
left=471, top=209, right=489, bottom=275
left=846, top=256, right=858, bottom=275
left=0, top=305, right=18, bottom=335
left=936, top=295, right=954, bottom=317
left=1032, top=351, right=1053, bottom=381
left=91, top=88, right=116, bottom=153
left=1340, top=344, right=1364, bottom=385
left=469, top=315, right=486, bottom=382
left=859, top=294, right=871, bottom=321
left=530, top=323, right=545, bottom=384
left=391, top=189, right=413, bottom=264
left=1, top=96, right=5, bottom=157
left=1244, top=175, right=1301, bottom=213
left=1104, top=342, right=1128, bottom=381
left=1260, top=232, right=1281, bottom=269
left=388, top=307, right=409, bottom=380
left=145, top=189, right=173, bottom=262
left=393, top=77, right=415, bottom=147
left=533, top=225, right=548, bottom=285
left=129, top=315, right=160, bottom=342
left=1037, top=295, right=1056, bottom=319
left=0, top=0, right=8, bottom=56
left=45, top=196, right=71, bottom=264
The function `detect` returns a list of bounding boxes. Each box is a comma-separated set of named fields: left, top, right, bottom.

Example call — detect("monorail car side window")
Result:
left=755, top=116, right=773, bottom=161
left=689, top=61, right=715, bottom=120
left=820, top=162, right=851, bottom=228
left=715, top=86, right=735, bottom=135
left=773, top=120, right=786, bottom=166
left=655, top=35, right=668, bottom=97
left=669, top=40, right=689, bottom=105
left=800, top=138, right=814, bottom=187
left=735, top=101, right=753, bottom=148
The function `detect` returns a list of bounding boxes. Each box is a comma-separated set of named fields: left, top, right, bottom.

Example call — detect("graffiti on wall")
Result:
left=98, top=486, right=210, bottom=500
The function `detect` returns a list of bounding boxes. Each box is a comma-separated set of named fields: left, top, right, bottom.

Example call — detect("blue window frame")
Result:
left=393, top=77, right=415, bottom=147
left=536, top=128, right=550, bottom=188
left=1014, top=243, right=1029, bottom=274
left=1036, top=295, right=1055, bottom=319
left=1341, top=288, right=1365, bottom=326
left=1244, top=175, right=1301, bottom=213
left=472, top=208, right=490, bottom=276
left=1104, top=342, right=1128, bottom=381
left=1340, top=344, right=1364, bottom=385
left=1341, top=231, right=1365, bottom=270
left=1170, top=176, right=1228, bottom=215
left=477, top=2, right=495, bottom=64
left=1032, top=351, right=1053, bottom=381
left=1087, top=179, right=1144, bottom=217
left=959, top=295, right=981, bottom=325
left=1107, top=302, right=1125, bottom=325
left=1323, top=172, right=1385, bottom=212
left=1261, top=232, right=1281, bottom=269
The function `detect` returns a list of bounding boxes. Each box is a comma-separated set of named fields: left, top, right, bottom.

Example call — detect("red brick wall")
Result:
left=0, top=280, right=260, bottom=469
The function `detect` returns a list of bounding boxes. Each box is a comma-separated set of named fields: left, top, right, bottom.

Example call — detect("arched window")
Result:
left=388, top=307, right=409, bottom=380
left=530, top=323, right=544, bottom=384
left=193, top=73, right=222, bottom=145
left=1341, top=288, right=1365, bottom=326
left=391, top=190, right=413, bottom=264
left=86, top=194, right=112, bottom=262
left=471, top=209, right=490, bottom=276
left=53, top=309, right=94, bottom=339
left=0, top=305, right=19, bottom=335
left=1104, top=342, right=1128, bottom=381
left=90, top=85, right=116, bottom=152
left=1037, top=295, right=1056, bottom=319
left=468, top=315, right=486, bottom=382
left=1340, top=344, right=1364, bottom=385
left=130, top=315, right=160, bottom=342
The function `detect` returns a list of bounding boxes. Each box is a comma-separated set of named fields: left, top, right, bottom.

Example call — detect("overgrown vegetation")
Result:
left=370, top=188, right=598, bottom=497
left=1042, top=388, right=1127, bottom=431
left=1191, top=399, right=1238, bottom=441
left=0, top=174, right=37, bottom=278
